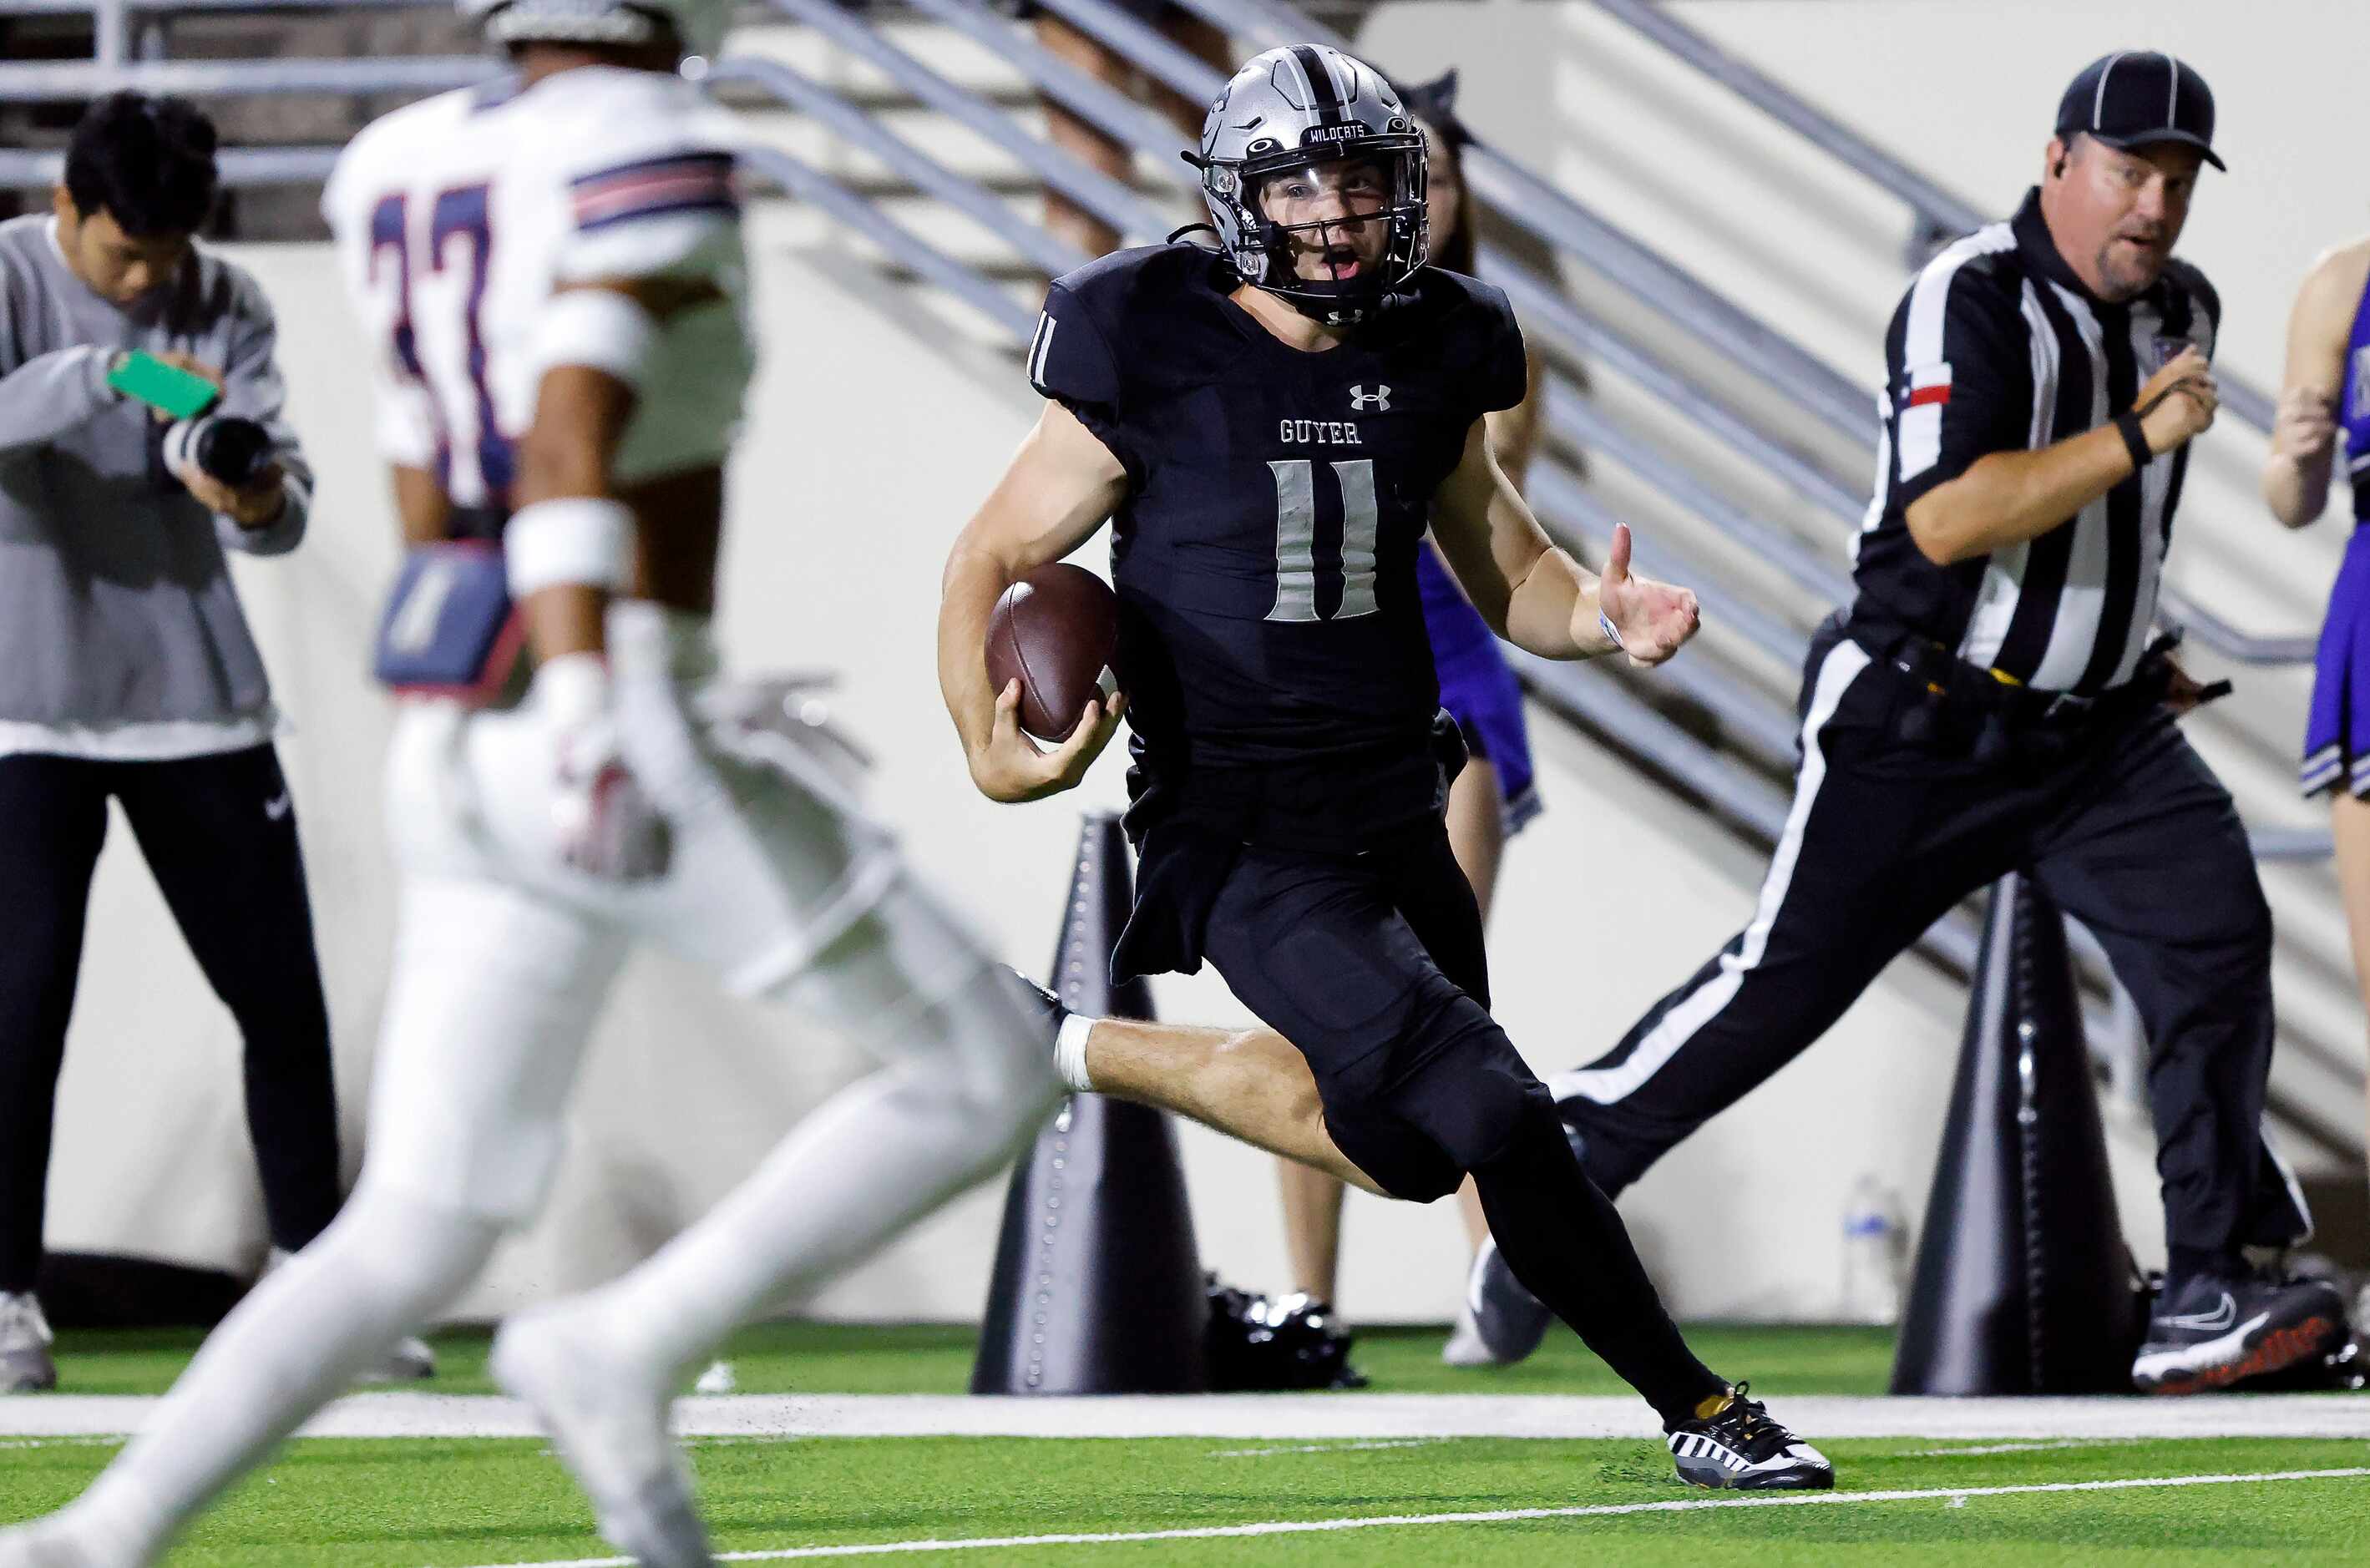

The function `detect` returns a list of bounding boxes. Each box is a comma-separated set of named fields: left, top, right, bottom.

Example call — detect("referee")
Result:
left=0, top=96, right=427, bottom=1391
left=1477, top=53, right=2349, bottom=1393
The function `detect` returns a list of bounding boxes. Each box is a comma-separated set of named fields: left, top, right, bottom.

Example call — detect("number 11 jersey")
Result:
left=322, top=63, right=754, bottom=519
left=1030, top=243, right=1527, bottom=847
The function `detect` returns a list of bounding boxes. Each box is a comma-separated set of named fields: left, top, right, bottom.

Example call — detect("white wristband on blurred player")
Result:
left=507, top=495, right=632, bottom=598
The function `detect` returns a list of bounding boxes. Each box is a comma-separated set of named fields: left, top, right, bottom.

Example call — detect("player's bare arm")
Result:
left=1907, top=343, right=2217, bottom=566
left=388, top=463, right=453, bottom=546
left=938, top=400, right=1130, bottom=803
left=513, top=351, right=636, bottom=662
left=1430, top=416, right=1699, bottom=667
left=510, top=276, right=729, bottom=657
left=2264, top=238, right=2370, bottom=528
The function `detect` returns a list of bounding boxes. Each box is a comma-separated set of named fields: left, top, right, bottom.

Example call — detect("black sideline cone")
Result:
left=970, top=812, right=1209, bottom=1394
left=1890, top=873, right=2142, bottom=1394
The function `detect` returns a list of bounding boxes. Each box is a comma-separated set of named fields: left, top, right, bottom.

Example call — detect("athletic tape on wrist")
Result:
left=2114, top=411, right=2154, bottom=473
left=531, top=288, right=659, bottom=390
left=505, top=496, right=632, bottom=598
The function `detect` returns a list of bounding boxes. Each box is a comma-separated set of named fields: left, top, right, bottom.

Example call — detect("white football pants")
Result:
left=33, top=604, right=1061, bottom=1565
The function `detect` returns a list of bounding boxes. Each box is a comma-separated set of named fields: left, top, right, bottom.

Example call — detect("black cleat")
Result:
left=1457, top=1116, right=1595, bottom=1368
left=1665, top=1384, right=1835, bottom=1491
left=1461, top=1237, right=1554, bottom=1366
left=2131, top=1268, right=2347, bottom=1394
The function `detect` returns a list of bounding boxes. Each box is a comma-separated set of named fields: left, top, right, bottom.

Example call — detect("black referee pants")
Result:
left=1554, top=615, right=2300, bottom=1268
left=0, top=745, right=342, bottom=1292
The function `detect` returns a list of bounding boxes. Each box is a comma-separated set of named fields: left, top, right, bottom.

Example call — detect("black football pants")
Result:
left=0, top=746, right=342, bottom=1292
left=1552, top=617, right=2303, bottom=1272
left=1199, top=824, right=1726, bottom=1424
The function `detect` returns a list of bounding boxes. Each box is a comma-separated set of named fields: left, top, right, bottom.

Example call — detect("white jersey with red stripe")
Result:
left=323, top=63, right=755, bottom=510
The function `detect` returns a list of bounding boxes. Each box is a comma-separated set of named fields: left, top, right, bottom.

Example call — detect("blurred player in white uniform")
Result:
left=0, top=4, right=1059, bottom=1565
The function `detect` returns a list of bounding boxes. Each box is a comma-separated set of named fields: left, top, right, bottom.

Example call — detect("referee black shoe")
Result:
left=1665, top=1383, right=1834, bottom=1490
left=2131, top=1268, right=2347, bottom=1395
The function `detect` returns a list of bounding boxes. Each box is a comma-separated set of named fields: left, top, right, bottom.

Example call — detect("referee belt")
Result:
left=1844, top=611, right=2180, bottom=745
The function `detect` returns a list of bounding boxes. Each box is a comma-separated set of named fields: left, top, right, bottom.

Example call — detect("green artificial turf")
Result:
left=39, top=1318, right=1898, bottom=1398
left=9, top=1323, right=2366, bottom=1565
left=3, top=1434, right=2367, bottom=1565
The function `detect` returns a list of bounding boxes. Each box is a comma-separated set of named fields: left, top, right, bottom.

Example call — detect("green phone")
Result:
left=105, top=350, right=220, bottom=422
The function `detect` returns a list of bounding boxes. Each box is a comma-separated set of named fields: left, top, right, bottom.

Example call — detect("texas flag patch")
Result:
left=1904, top=363, right=1953, bottom=410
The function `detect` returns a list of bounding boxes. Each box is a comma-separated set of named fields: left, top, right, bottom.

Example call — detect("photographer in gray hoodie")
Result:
left=0, top=94, right=426, bottom=1391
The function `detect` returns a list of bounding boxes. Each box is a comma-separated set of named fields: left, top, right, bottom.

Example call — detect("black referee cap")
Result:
left=2056, top=51, right=2223, bottom=171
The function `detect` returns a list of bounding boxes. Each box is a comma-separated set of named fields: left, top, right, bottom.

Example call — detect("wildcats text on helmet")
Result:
left=1192, top=43, right=1429, bottom=326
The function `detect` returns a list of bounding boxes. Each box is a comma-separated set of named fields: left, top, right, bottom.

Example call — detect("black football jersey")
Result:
left=1031, top=243, right=1527, bottom=846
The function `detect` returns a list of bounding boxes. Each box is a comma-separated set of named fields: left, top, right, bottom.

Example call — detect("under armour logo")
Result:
left=1349, top=384, right=1391, bottom=412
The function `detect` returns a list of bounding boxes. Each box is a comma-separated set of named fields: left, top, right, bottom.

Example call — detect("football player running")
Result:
left=944, top=44, right=1832, bottom=1491
left=0, top=4, right=1061, bottom=1565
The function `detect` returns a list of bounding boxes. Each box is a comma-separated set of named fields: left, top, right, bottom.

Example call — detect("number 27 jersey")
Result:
left=1031, top=245, right=1527, bottom=832
left=322, top=64, right=754, bottom=516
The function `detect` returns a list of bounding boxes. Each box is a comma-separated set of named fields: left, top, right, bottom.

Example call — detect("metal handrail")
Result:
left=2154, top=595, right=2319, bottom=667
left=710, top=55, right=1092, bottom=276
left=1031, top=0, right=1226, bottom=112
left=1482, top=243, right=1871, bottom=527
left=739, top=142, right=1035, bottom=339
left=1545, top=387, right=1852, bottom=611
left=761, top=0, right=1176, bottom=248
left=869, top=0, right=1193, bottom=193
left=0, top=56, right=494, bottom=100
left=0, top=144, right=339, bottom=185
left=4, top=0, right=440, bottom=12
left=1532, top=469, right=1806, bottom=721
left=1584, top=0, right=2278, bottom=435
left=1158, top=0, right=1881, bottom=448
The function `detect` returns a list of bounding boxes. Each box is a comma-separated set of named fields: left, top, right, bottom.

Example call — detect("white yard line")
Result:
left=9, top=1392, right=2370, bottom=1443
left=457, top=1467, right=2370, bottom=1567
left=1902, top=1439, right=2140, bottom=1458
left=1207, top=1439, right=1448, bottom=1458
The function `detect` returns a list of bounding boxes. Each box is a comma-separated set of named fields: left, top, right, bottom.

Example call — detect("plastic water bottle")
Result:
left=1839, top=1176, right=1907, bottom=1325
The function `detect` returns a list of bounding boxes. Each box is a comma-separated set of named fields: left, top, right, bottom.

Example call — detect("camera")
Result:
left=163, top=412, right=274, bottom=489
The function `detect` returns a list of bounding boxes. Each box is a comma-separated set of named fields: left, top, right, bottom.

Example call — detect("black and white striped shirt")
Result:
left=1852, top=189, right=2219, bottom=694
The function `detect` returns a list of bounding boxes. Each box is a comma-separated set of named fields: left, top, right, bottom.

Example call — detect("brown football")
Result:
left=985, top=563, right=1122, bottom=742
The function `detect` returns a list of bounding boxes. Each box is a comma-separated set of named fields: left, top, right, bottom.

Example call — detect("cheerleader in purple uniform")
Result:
left=1271, top=73, right=1556, bottom=1367
left=2265, top=235, right=2370, bottom=1208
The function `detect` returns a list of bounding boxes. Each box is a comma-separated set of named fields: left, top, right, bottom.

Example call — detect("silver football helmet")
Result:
left=1193, top=44, right=1427, bottom=325
left=458, top=0, right=732, bottom=62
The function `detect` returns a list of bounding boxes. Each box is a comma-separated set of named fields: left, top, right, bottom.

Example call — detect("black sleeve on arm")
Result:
left=1886, top=262, right=2033, bottom=512
left=1028, top=281, right=1135, bottom=475
left=1467, top=282, right=1528, bottom=416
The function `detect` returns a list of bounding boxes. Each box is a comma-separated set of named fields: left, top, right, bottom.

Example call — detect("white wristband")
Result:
left=531, top=287, right=659, bottom=390
left=1598, top=607, right=1628, bottom=654
left=506, top=496, right=632, bottom=599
